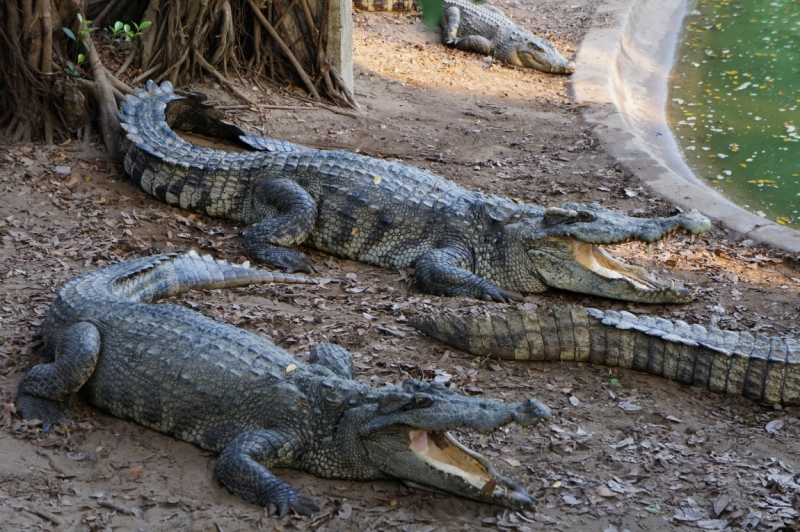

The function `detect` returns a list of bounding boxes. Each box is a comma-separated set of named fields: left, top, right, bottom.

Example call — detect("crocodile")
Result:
left=118, top=81, right=712, bottom=304
left=353, top=0, right=575, bottom=74
left=15, top=251, right=551, bottom=515
left=410, top=307, right=800, bottom=405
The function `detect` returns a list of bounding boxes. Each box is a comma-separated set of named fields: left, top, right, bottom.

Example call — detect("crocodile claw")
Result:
left=480, top=285, right=524, bottom=303
left=270, top=493, right=321, bottom=518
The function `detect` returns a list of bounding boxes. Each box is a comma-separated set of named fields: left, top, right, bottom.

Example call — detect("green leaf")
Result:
left=114, top=21, right=123, bottom=32
left=77, top=13, right=84, bottom=24
left=138, top=20, right=152, bottom=30
left=419, top=0, right=444, bottom=30
left=77, top=53, right=85, bottom=65
left=610, top=378, right=621, bottom=387
left=63, top=27, right=76, bottom=41
left=644, top=507, right=664, bottom=515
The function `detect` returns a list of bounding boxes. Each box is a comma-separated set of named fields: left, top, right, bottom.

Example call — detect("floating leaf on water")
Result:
left=373, top=175, right=381, bottom=185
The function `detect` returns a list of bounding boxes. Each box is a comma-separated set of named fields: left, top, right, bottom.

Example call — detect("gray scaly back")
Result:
left=16, top=252, right=551, bottom=514
left=118, top=81, right=712, bottom=304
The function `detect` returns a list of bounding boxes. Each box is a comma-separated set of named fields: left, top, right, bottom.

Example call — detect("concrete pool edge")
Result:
left=571, top=0, right=800, bottom=255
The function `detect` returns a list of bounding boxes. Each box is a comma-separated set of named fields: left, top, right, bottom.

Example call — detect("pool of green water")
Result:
left=668, top=0, right=800, bottom=229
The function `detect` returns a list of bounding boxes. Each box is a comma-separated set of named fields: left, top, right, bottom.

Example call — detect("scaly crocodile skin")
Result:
left=353, top=0, right=575, bottom=73
left=16, top=252, right=550, bottom=514
left=118, top=81, right=711, bottom=304
left=411, top=307, right=800, bottom=405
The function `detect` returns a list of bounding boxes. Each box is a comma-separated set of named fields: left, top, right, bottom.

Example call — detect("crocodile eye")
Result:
left=575, top=211, right=596, bottom=223
left=320, top=382, right=349, bottom=405
left=414, top=396, right=432, bottom=408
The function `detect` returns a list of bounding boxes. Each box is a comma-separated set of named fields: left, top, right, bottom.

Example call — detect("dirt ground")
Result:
left=1, top=0, right=799, bottom=530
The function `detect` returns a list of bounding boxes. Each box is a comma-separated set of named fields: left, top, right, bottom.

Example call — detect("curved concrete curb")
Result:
left=572, top=0, right=800, bottom=255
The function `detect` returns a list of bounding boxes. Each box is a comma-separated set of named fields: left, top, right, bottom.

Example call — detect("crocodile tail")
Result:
left=103, top=250, right=314, bottom=303
left=410, top=307, right=800, bottom=406
left=118, top=81, right=262, bottom=216
left=353, top=0, right=417, bottom=11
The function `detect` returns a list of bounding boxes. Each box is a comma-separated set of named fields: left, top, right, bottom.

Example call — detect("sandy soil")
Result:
left=1, top=0, right=799, bottom=530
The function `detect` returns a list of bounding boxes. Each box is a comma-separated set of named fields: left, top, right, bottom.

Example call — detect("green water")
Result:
left=668, top=0, right=800, bottom=229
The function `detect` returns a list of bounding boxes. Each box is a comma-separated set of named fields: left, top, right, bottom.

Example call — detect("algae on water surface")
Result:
left=668, top=0, right=800, bottom=229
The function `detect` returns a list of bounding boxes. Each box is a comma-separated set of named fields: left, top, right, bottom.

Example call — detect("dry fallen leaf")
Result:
left=713, top=494, right=730, bottom=516
left=765, top=420, right=784, bottom=434
left=596, top=486, right=616, bottom=497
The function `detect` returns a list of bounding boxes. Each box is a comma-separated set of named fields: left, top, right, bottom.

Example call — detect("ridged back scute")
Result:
left=60, top=251, right=312, bottom=308
left=411, top=307, right=800, bottom=405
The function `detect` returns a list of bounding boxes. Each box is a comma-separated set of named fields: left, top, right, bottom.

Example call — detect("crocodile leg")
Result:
left=441, top=6, right=494, bottom=55
left=415, top=246, right=523, bottom=302
left=15, top=322, right=102, bottom=423
left=242, top=178, right=318, bottom=273
left=309, top=343, right=355, bottom=379
left=216, top=430, right=321, bottom=517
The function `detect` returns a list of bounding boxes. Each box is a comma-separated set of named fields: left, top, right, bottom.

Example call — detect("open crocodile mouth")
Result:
left=406, top=428, right=528, bottom=503
left=574, top=242, right=665, bottom=291
left=552, top=234, right=699, bottom=302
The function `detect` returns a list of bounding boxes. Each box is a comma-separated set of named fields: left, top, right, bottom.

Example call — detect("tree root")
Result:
left=245, top=0, right=321, bottom=99
left=115, top=47, right=137, bottom=77
left=195, top=53, right=254, bottom=104
left=1, top=0, right=358, bottom=147
left=86, top=38, right=121, bottom=155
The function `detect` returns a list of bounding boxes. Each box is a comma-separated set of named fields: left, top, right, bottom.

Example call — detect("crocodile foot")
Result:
left=15, top=394, right=71, bottom=424
left=267, top=492, right=321, bottom=518
left=244, top=243, right=315, bottom=274
left=479, top=285, right=524, bottom=303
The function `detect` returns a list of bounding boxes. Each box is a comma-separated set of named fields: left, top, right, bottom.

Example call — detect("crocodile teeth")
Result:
left=521, top=427, right=527, bottom=436
left=690, top=234, right=696, bottom=243
left=479, top=434, right=486, bottom=444
left=670, top=280, right=675, bottom=292
left=647, top=243, right=655, bottom=255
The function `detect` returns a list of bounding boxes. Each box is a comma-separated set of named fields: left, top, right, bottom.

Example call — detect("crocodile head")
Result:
left=508, top=30, right=576, bottom=74
left=330, top=379, right=550, bottom=509
left=504, top=202, right=711, bottom=303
